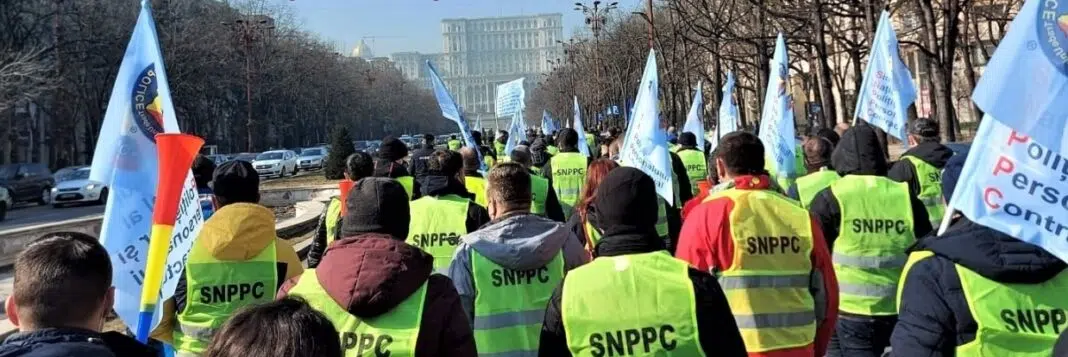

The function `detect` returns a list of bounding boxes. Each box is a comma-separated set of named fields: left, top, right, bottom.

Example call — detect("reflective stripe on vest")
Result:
left=326, top=197, right=343, bottom=244
left=709, top=188, right=817, bottom=352
left=902, top=156, right=946, bottom=227
left=831, top=176, right=915, bottom=316
left=288, top=270, right=425, bottom=357
left=396, top=176, right=415, bottom=201
left=448, top=140, right=463, bottom=151
left=562, top=252, right=707, bottom=356
left=550, top=153, right=587, bottom=220
left=530, top=174, right=550, bottom=216
left=677, top=150, right=707, bottom=197
left=407, top=195, right=469, bottom=271
left=176, top=241, right=278, bottom=354
left=795, top=170, right=840, bottom=208
left=472, top=250, right=564, bottom=355
left=465, top=176, right=488, bottom=207
left=955, top=264, right=1068, bottom=356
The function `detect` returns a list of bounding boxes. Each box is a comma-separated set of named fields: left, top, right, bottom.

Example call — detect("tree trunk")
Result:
left=812, top=0, right=838, bottom=128
left=960, top=9, right=983, bottom=127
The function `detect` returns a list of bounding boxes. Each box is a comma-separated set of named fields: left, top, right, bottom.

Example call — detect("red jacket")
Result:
left=676, top=175, right=838, bottom=357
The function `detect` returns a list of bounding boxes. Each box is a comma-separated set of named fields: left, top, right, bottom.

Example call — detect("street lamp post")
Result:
left=574, top=1, right=617, bottom=128
left=223, top=16, right=274, bottom=152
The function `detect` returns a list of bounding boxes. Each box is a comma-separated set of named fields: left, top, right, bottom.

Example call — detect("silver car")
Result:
left=51, top=167, right=108, bottom=207
left=298, top=147, right=329, bottom=170
left=252, top=150, right=298, bottom=178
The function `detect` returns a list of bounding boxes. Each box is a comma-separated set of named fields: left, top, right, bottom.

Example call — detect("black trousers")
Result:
left=828, top=314, right=898, bottom=357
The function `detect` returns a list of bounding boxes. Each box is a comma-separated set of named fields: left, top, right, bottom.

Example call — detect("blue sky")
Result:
left=275, top=0, right=644, bottom=56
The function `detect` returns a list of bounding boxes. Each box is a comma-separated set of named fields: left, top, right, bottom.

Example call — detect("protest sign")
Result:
left=495, top=78, right=526, bottom=118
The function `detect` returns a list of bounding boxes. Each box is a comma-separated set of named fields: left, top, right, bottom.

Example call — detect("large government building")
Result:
left=391, top=13, right=564, bottom=129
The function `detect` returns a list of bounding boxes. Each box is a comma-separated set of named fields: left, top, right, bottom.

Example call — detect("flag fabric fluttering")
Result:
left=853, top=10, right=917, bottom=142
left=542, top=110, right=558, bottom=136
left=87, top=0, right=205, bottom=337
left=476, top=113, right=483, bottom=132
left=503, top=111, right=527, bottom=157
left=718, top=71, right=740, bottom=139
left=757, top=33, right=798, bottom=180
left=619, top=50, right=674, bottom=205
left=428, top=60, right=482, bottom=162
left=573, top=97, right=591, bottom=157
left=969, top=0, right=1068, bottom=154
left=682, top=81, right=705, bottom=149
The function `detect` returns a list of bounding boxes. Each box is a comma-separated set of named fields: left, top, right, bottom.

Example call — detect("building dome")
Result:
left=351, top=39, right=374, bottom=59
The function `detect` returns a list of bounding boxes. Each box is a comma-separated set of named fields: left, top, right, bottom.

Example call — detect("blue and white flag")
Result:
left=620, top=50, right=674, bottom=205
left=495, top=78, right=526, bottom=118
left=758, top=33, right=798, bottom=179
left=503, top=111, right=527, bottom=157
left=683, top=81, right=705, bottom=149
left=573, top=96, right=591, bottom=157
left=475, top=114, right=483, bottom=131
left=428, top=61, right=482, bottom=165
left=970, top=0, right=1068, bottom=154
left=718, top=71, right=740, bottom=138
left=88, top=0, right=204, bottom=331
left=854, top=10, right=917, bottom=142
left=542, top=110, right=558, bottom=136
left=948, top=116, right=1068, bottom=261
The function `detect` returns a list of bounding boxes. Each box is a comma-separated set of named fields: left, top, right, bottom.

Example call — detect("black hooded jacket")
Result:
left=538, top=168, right=746, bottom=356
left=808, top=125, right=933, bottom=249
left=417, top=174, right=491, bottom=233
left=890, top=218, right=1068, bottom=356
left=409, top=143, right=437, bottom=181
left=888, top=142, right=955, bottom=197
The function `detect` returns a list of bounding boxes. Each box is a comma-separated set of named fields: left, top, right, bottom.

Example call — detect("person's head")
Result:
left=832, top=125, right=889, bottom=176
left=8, top=232, right=113, bottom=332
left=192, top=155, right=216, bottom=190
left=589, top=167, right=660, bottom=246
left=802, top=137, right=834, bottom=173
left=340, top=177, right=410, bottom=239
left=424, top=134, right=436, bottom=146
left=203, top=297, right=341, bottom=357
left=908, top=118, right=941, bottom=147
left=529, top=139, right=549, bottom=167
left=344, top=152, right=374, bottom=182
left=557, top=128, right=579, bottom=151
left=835, top=122, right=851, bottom=136
left=509, top=145, right=533, bottom=168
left=213, top=160, right=260, bottom=206
left=427, top=149, right=464, bottom=183
left=813, top=128, right=840, bottom=148
left=705, top=147, right=720, bottom=185
left=485, top=163, right=532, bottom=219
left=497, top=130, right=509, bottom=143
left=576, top=159, right=620, bottom=225
left=472, top=130, right=484, bottom=146
left=678, top=132, right=698, bottom=148
left=377, top=136, right=409, bottom=163
left=459, top=147, right=481, bottom=173
left=608, top=136, right=624, bottom=160
left=449, top=134, right=457, bottom=141
left=714, top=132, right=766, bottom=182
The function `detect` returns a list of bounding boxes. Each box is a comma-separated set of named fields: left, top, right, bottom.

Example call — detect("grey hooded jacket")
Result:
left=447, top=212, right=589, bottom=323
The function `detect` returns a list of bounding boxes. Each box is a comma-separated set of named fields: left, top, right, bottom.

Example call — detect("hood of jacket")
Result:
left=197, top=203, right=276, bottom=260
left=901, top=142, right=954, bottom=168
left=314, top=233, right=434, bottom=318
left=462, top=213, right=567, bottom=270
left=373, top=159, right=410, bottom=179
left=0, top=329, right=155, bottom=357
left=417, top=174, right=475, bottom=200
left=912, top=218, right=1067, bottom=284
left=832, top=125, right=888, bottom=176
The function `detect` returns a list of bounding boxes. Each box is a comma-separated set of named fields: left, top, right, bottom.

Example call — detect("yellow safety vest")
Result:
left=677, top=149, right=708, bottom=197
left=530, top=173, right=551, bottom=216
left=288, top=270, right=425, bottom=357
left=550, top=152, right=587, bottom=220
left=902, top=156, right=946, bottom=227
left=326, top=197, right=343, bottom=244
left=955, top=264, right=1068, bottom=357
left=795, top=169, right=840, bottom=208
left=547, top=145, right=560, bottom=155
left=176, top=241, right=278, bottom=354
left=396, top=176, right=415, bottom=201
left=464, top=175, right=488, bottom=207
left=407, top=194, right=469, bottom=270
left=448, top=139, right=462, bottom=151
left=472, top=250, right=564, bottom=355
left=495, top=142, right=507, bottom=158
left=707, top=188, right=817, bottom=352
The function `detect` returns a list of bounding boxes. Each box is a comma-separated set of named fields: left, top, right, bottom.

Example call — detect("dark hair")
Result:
left=428, top=150, right=463, bottom=177
left=459, top=147, right=481, bottom=172
left=510, top=146, right=532, bottom=167
left=449, top=134, right=457, bottom=140
left=472, top=131, right=484, bottom=146
left=803, top=137, right=834, bottom=173
left=487, top=163, right=531, bottom=210
left=715, top=132, right=766, bottom=176
left=213, top=160, right=260, bottom=206
left=557, top=128, right=579, bottom=149
left=576, top=159, right=620, bottom=226
left=14, top=232, right=111, bottom=328
left=345, top=152, right=374, bottom=181
left=424, top=134, right=436, bottom=145
left=678, top=132, right=697, bottom=147
left=192, top=155, right=216, bottom=190
left=204, top=297, right=341, bottom=357
left=705, top=147, right=720, bottom=184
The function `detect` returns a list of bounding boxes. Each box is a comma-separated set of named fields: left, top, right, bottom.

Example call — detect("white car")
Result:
left=298, top=147, right=329, bottom=170
left=253, top=150, right=298, bottom=178
left=0, top=186, right=11, bottom=221
left=51, top=167, right=108, bottom=207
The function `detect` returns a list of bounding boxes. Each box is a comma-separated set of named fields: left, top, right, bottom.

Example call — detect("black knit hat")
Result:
left=377, top=136, right=409, bottom=162
left=593, top=167, right=660, bottom=238
left=910, top=118, right=940, bottom=138
left=339, top=177, right=410, bottom=239
left=213, top=160, right=260, bottom=205
left=678, top=132, right=697, bottom=147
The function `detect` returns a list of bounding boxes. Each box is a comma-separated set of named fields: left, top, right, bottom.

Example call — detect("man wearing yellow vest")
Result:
left=280, top=177, right=477, bottom=356
left=472, top=130, right=497, bottom=168
left=151, top=160, right=304, bottom=355
left=309, top=151, right=374, bottom=269
left=888, top=118, right=954, bottom=228
left=807, top=126, right=932, bottom=357
left=676, top=132, right=839, bottom=357
left=787, top=136, right=840, bottom=208
left=448, top=134, right=463, bottom=151
left=409, top=150, right=490, bottom=271
left=538, top=167, right=746, bottom=356
left=460, top=147, right=489, bottom=207
left=541, top=128, right=590, bottom=220
left=495, top=130, right=509, bottom=162
left=675, top=132, right=708, bottom=197
left=509, top=146, right=566, bottom=222
left=447, top=163, right=588, bottom=356
left=375, top=136, right=420, bottom=200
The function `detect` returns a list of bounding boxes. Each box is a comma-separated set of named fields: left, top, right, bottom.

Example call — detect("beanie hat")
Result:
left=529, top=138, right=549, bottom=167
left=941, top=148, right=970, bottom=203
left=213, top=160, right=260, bottom=204
left=377, top=136, right=409, bottom=162
left=678, top=132, right=697, bottom=147
left=593, top=167, right=660, bottom=238
left=910, top=118, right=940, bottom=138
left=339, top=177, right=411, bottom=239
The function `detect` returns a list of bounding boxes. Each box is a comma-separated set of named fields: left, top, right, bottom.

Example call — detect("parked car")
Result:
left=252, top=150, right=298, bottom=178
left=0, top=163, right=55, bottom=206
left=233, top=153, right=258, bottom=162
left=0, top=187, right=12, bottom=221
left=298, top=147, right=329, bottom=171
left=53, top=165, right=88, bottom=182
left=51, top=167, right=108, bottom=208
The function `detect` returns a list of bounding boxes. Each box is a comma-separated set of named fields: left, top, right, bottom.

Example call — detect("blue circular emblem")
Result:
left=1038, top=0, right=1068, bottom=74
left=130, top=64, right=165, bottom=142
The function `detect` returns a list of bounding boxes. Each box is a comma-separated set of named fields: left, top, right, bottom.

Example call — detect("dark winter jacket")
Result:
left=417, top=174, right=491, bottom=233
left=888, top=142, right=955, bottom=197
left=374, top=159, right=422, bottom=199
left=666, top=151, right=693, bottom=253
left=308, top=196, right=341, bottom=268
left=410, top=144, right=437, bottom=181
left=0, top=329, right=156, bottom=357
left=279, top=234, right=477, bottom=357
left=890, top=218, right=1068, bottom=357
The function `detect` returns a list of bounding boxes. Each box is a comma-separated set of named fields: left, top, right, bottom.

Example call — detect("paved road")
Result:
left=0, top=203, right=105, bottom=231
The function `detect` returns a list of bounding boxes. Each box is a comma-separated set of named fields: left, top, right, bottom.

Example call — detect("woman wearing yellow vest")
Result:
left=564, top=159, right=619, bottom=258
left=150, top=161, right=304, bottom=355
left=538, top=167, right=747, bottom=356
left=309, top=152, right=374, bottom=269
left=280, top=178, right=477, bottom=356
